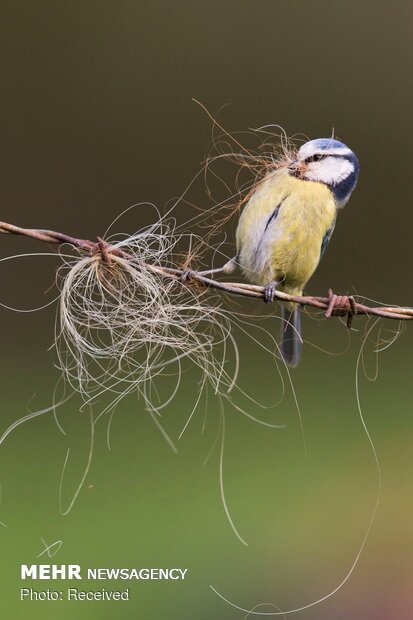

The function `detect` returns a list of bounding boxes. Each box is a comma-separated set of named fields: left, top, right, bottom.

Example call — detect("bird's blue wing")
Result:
left=320, top=224, right=335, bottom=260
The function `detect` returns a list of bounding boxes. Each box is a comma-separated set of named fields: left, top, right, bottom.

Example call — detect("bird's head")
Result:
left=288, top=138, right=359, bottom=206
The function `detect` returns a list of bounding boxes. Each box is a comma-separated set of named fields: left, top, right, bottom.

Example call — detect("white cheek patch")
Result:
left=304, top=157, right=355, bottom=185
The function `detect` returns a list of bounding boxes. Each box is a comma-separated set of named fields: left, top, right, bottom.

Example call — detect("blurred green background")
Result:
left=0, top=1, right=412, bottom=618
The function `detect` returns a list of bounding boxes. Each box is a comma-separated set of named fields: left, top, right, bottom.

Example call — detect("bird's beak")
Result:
left=288, top=160, right=305, bottom=178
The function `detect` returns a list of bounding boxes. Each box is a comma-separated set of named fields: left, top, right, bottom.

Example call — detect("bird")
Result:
left=216, top=137, right=359, bottom=367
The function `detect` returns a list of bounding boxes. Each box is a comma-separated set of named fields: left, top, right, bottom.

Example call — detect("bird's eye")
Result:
left=305, top=154, right=324, bottom=163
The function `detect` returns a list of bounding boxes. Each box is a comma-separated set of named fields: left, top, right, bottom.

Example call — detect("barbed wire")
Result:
left=1, top=220, right=411, bottom=324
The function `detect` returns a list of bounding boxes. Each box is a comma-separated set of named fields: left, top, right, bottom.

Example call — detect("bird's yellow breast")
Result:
left=236, top=168, right=337, bottom=294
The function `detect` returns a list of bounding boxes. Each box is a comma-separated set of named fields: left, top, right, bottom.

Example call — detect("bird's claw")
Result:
left=263, top=281, right=278, bottom=303
left=325, top=288, right=357, bottom=328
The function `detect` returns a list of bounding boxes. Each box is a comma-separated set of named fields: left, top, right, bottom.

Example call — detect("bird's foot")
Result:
left=263, top=280, right=279, bottom=303
left=325, top=288, right=357, bottom=328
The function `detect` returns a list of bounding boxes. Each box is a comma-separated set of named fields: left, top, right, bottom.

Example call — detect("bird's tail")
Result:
left=279, top=304, right=302, bottom=367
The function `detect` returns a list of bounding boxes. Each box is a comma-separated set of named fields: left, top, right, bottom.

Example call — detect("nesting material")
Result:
left=55, top=219, right=238, bottom=413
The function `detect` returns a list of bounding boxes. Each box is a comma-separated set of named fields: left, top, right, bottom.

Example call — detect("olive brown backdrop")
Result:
left=0, top=2, right=412, bottom=619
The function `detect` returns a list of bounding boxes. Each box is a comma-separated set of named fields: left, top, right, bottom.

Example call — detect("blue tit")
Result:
left=233, top=138, right=359, bottom=366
